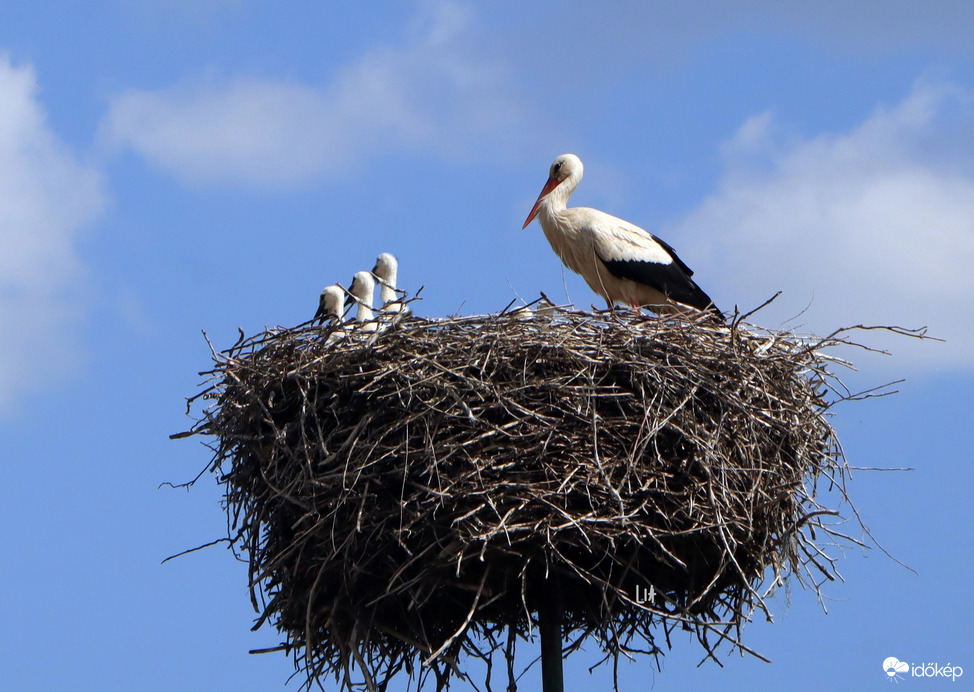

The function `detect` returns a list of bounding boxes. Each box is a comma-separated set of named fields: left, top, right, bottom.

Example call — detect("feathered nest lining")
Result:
left=177, top=296, right=910, bottom=691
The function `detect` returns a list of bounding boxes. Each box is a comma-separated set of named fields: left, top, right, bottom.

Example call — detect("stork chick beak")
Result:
left=522, top=175, right=560, bottom=229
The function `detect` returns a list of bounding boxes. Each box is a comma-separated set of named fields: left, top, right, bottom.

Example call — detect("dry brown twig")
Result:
left=173, top=294, right=926, bottom=691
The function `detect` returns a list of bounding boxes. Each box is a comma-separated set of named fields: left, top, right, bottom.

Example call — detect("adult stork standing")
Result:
left=523, top=153, right=721, bottom=319
left=314, top=284, right=346, bottom=324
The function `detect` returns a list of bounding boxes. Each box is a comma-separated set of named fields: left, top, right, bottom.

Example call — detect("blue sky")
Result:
left=1, top=2, right=972, bottom=690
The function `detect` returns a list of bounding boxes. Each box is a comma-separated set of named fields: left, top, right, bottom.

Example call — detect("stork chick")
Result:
left=346, top=270, right=380, bottom=332
left=314, top=284, right=345, bottom=324
left=372, top=252, right=410, bottom=315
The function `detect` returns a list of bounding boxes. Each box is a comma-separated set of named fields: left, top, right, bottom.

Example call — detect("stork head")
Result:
left=522, top=153, right=583, bottom=229
left=318, top=284, right=345, bottom=320
left=345, top=270, right=376, bottom=309
left=372, top=252, right=398, bottom=283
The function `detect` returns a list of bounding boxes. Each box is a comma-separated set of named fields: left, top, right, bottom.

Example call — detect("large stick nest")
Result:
left=179, top=298, right=892, bottom=691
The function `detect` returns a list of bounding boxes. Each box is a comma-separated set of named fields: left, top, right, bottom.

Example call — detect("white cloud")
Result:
left=99, top=1, right=529, bottom=187
left=0, top=55, right=105, bottom=412
left=669, top=80, right=974, bottom=373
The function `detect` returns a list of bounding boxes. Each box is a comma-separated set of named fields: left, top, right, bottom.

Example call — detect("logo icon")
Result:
left=884, top=657, right=909, bottom=682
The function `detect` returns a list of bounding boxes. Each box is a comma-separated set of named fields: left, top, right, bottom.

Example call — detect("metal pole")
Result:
left=539, top=573, right=564, bottom=692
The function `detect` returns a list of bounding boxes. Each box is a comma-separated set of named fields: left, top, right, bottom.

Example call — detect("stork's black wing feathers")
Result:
left=598, top=250, right=722, bottom=317
left=650, top=234, right=696, bottom=278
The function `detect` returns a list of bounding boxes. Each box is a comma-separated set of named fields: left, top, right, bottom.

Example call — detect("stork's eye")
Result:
left=553, top=162, right=562, bottom=174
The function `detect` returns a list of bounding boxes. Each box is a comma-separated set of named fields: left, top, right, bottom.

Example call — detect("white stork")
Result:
left=371, top=252, right=409, bottom=315
left=523, top=153, right=721, bottom=319
left=314, top=284, right=346, bottom=324
left=346, top=270, right=380, bottom=331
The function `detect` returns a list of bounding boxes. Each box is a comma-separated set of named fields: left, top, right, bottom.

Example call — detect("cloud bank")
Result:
left=0, top=56, right=105, bottom=411
left=100, top=1, right=527, bottom=187
left=670, top=80, right=974, bottom=371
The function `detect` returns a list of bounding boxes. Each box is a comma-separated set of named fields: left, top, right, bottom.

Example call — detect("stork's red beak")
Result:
left=522, top=175, right=560, bottom=229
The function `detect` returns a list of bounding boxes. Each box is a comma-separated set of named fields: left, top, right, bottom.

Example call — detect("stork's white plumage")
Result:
left=347, top=270, right=379, bottom=331
left=314, top=284, right=346, bottom=324
left=371, top=252, right=410, bottom=315
left=535, top=294, right=558, bottom=321
left=523, top=153, right=721, bottom=318
left=510, top=305, right=535, bottom=321
left=372, top=253, right=399, bottom=305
